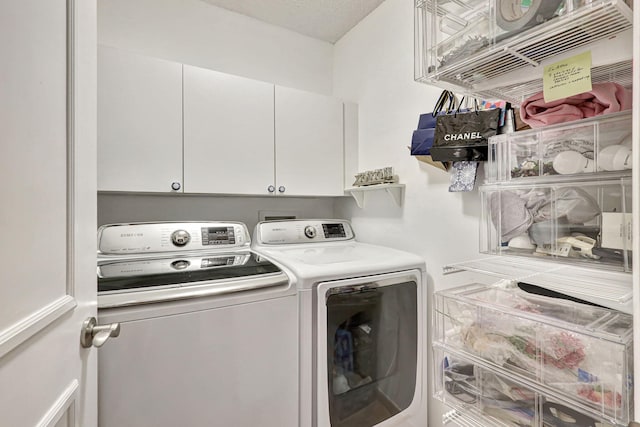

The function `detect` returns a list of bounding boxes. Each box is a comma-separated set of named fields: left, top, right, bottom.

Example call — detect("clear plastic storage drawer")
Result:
left=487, top=112, right=632, bottom=183
left=434, top=282, right=633, bottom=425
left=414, top=0, right=633, bottom=102
left=434, top=346, right=620, bottom=427
left=435, top=345, right=542, bottom=426
left=416, top=0, right=495, bottom=76
left=480, top=178, right=632, bottom=271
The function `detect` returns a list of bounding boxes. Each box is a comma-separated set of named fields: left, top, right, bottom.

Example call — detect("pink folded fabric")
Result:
left=520, top=82, right=632, bottom=128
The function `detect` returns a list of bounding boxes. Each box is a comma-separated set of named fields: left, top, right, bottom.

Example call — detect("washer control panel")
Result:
left=256, top=220, right=354, bottom=245
left=98, top=222, right=250, bottom=255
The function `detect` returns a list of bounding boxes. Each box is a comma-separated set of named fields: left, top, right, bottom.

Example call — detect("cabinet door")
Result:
left=183, top=65, right=275, bottom=195
left=275, top=87, right=344, bottom=196
left=98, top=46, right=183, bottom=192
left=343, top=102, right=359, bottom=189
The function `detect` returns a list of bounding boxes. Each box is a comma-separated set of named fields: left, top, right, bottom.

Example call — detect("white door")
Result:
left=275, top=86, right=344, bottom=196
left=0, top=1, right=98, bottom=426
left=633, top=1, right=640, bottom=423
left=98, top=46, right=183, bottom=193
left=183, top=65, right=275, bottom=195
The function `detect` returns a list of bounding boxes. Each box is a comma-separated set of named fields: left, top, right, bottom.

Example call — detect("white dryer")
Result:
left=252, top=219, right=427, bottom=427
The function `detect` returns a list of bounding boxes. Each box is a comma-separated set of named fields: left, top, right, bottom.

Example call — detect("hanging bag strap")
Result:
left=454, top=96, right=480, bottom=117
left=432, top=90, right=457, bottom=117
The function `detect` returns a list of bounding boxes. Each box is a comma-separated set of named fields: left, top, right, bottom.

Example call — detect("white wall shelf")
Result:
left=345, top=184, right=405, bottom=208
left=442, top=255, right=633, bottom=314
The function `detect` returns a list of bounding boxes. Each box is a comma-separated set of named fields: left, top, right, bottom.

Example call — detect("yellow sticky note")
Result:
left=543, top=51, right=592, bottom=103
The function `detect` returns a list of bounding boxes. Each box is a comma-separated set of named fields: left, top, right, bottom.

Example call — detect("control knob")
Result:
left=171, top=230, right=191, bottom=247
left=304, top=226, right=317, bottom=239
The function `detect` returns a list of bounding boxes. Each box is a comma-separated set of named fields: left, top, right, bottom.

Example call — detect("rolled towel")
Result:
left=520, top=82, right=632, bottom=128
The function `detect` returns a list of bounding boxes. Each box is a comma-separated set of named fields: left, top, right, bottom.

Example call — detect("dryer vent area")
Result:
left=327, top=281, right=418, bottom=427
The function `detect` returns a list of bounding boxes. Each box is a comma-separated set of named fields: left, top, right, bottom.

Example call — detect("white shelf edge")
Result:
left=443, top=255, right=633, bottom=313
left=344, top=184, right=406, bottom=208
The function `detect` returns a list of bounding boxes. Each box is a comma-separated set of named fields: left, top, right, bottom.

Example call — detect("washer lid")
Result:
left=256, top=242, right=425, bottom=284
left=272, top=242, right=390, bottom=265
left=98, top=251, right=281, bottom=293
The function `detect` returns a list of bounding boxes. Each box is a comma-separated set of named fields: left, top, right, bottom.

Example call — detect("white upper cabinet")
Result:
left=183, top=65, right=275, bottom=195
left=275, top=86, right=344, bottom=196
left=98, top=47, right=351, bottom=196
left=343, top=102, right=359, bottom=189
left=98, top=46, right=183, bottom=193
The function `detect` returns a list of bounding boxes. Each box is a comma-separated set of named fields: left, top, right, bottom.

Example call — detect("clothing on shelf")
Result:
left=519, top=82, right=632, bottom=128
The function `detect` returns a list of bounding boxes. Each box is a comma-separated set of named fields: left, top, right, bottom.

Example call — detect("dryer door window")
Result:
left=326, top=280, right=417, bottom=427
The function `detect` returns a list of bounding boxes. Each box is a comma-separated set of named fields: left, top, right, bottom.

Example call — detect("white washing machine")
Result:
left=252, top=219, right=427, bottom=427
left=97, top=222, right=298, bottom=427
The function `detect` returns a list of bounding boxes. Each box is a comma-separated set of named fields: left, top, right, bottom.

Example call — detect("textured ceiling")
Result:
left=199, top=0, right=386, bottom=43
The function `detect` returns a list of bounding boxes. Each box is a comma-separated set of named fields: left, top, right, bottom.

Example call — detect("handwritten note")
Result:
left=543, top=51, right=592, bottom=102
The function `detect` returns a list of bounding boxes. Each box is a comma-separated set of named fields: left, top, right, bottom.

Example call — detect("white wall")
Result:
left=333, top=1, right=485, bottom=425
left=98, top=0, right=333, bottom=94
left=98, top=193, right=336, bottom=232
left=334, top=0, right=484, bottom=293
left=97, top=0, right=339, bottom=227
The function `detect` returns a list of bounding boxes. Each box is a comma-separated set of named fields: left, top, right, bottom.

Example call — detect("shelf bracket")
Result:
left=385, top=186, right=404, bottom=207
left=502, top=47, right=540, bottom=67
left=345, top=184, right=405, bottom=209
left=350, top=191, right=366, bottom=209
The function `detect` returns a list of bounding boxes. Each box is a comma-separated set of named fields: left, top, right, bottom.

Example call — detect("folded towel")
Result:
left=520, top=82, right=632, bottom=128
left=491, top=187, right=601, bottom=244
left=490, top=191, right=532, bottom=242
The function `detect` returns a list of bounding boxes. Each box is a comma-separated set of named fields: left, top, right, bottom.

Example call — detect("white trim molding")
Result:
left=66, top=0, right=77, bottom=299
left=632, top=0, right=639, bottom=421
left=36, top=380, right=79, bottom=427
left=0, top=296, right=77, bottom=359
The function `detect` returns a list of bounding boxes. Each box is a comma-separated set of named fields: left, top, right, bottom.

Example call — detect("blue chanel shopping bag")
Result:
left=410, top=90, right=457, bottom=156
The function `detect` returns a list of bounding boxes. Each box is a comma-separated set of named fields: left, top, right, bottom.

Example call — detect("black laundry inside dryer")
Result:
left=326, top=281, right=417, bottom=427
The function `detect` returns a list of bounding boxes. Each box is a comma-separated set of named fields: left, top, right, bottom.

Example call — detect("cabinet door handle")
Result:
left=278, top=186, right=286, bottom=193
left=171, top=182, right=181, bottom=191
left=267, top=185, right=275, bottom=193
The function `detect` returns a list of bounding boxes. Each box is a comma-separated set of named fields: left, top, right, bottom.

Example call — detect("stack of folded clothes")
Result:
left=520, top=82, right=632, bottom=128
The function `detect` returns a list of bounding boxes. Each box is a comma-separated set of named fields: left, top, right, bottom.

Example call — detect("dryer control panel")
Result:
left=255, top=219, right=354, bottom=244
